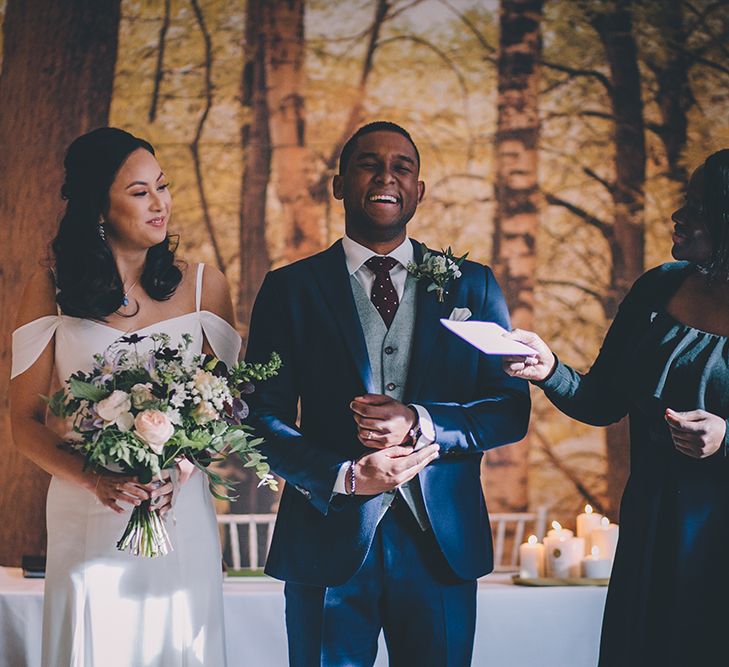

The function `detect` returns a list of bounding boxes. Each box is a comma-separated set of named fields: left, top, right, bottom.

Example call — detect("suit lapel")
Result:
left=404, top=240, right=457, bottom=401
left=311, top=241, right=374, bottom=393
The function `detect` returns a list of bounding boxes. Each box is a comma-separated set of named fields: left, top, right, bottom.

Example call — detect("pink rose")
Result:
left=134, top=409, right=174, bottom=454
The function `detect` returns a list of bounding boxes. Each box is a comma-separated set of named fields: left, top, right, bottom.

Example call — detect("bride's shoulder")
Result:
left=15, top=269, right=58, bottom=329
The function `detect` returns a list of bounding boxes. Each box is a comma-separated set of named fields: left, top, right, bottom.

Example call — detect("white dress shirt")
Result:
left=333, top=235, right=436, bottom=495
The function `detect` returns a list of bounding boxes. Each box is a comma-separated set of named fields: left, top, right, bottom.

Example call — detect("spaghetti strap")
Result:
left=195, top=263, right=205, bottom=312
left=49, top=267, right=62, bottom=316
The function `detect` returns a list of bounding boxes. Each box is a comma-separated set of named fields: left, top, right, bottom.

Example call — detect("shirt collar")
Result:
left=342, top=235, right=414, bottom=276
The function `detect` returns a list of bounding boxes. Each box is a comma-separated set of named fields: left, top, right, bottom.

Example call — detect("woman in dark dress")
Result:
left=503, top=149, right=729, bottom=667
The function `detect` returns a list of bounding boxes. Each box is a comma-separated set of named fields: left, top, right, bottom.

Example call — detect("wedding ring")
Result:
left=367, top=430, right=374, bottom=440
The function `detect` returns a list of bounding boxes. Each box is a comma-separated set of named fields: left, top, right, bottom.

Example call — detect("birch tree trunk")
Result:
left=591, top=0, right=646, bottom=518
left=650, top=1, right=691, bottom=187
left=0, top=0, right=120, bottom=566
left=238, top=0, right=272, bottom=341
left=485, top=0, right=543, bottom=513
left=231, top=0, right=279, bottom=523
left=264, top=0, right=324, bottom=263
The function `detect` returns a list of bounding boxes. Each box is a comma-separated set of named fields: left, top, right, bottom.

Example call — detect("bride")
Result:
left=10, top=127, right=239, bottom=666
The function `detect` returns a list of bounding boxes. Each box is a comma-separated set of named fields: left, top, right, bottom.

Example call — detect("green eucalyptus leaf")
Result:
left=69, top=378, right=107, bottom=402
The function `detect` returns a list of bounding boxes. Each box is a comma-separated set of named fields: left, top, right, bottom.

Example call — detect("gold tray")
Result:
left=512, top=575, right=609, bottom=587
left=225, top=568, right=266, bottom=578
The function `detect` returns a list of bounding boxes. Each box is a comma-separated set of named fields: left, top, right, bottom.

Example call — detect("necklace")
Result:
left=122, top=279, right=139, bottom=307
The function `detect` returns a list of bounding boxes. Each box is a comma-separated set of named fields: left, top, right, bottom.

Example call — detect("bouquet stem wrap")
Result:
left=116, top=502, right=172, bottom=557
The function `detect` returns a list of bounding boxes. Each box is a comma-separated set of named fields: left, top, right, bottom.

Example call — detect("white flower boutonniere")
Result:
left=406, top=243, right=468, bottom=303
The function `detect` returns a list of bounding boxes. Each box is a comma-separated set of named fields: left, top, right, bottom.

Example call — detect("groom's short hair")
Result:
left=338, top=121, right=420, bottom=175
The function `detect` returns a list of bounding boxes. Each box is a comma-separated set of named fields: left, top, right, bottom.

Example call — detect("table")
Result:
left=0, top=567, right=607, bottom=666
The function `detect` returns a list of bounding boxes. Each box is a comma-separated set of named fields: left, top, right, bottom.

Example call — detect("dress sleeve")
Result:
left=199, top=311, right=241, bottom=368
left=534, top=264, right=684, bottom=426
left=11, top=316, right=61, bottom=379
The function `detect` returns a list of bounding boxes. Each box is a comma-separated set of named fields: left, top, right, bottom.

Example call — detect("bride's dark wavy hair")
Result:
left=52, top=127, right=182, bottom=320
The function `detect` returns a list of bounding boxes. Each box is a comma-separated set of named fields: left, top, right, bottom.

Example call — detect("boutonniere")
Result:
left=406, top=243, right=468, bottom=303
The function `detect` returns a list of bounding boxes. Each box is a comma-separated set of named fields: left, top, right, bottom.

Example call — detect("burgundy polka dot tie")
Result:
left=365, top=256, right=399, bottom=328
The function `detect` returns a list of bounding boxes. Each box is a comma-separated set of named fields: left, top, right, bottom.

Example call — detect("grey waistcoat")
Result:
left=350, top=273, right=430, bottom=530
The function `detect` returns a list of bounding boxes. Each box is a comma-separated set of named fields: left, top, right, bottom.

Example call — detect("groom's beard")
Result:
left=344, top=209, right=416, bottom=245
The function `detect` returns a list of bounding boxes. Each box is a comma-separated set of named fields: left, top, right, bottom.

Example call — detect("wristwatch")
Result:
left=408, top=422, right=422, bottom=445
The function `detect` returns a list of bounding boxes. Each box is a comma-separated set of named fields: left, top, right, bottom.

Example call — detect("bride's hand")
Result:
left=146, top=459, right=195, bottom=517
left=91, top=472, right=151, bottom=514
left=502, top=329, right=556, bottom=382
left=141, top=469, right=174, bottom=515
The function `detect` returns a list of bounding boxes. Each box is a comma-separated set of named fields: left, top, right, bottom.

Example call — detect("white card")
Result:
left=440, top=319, right=536, bottom=356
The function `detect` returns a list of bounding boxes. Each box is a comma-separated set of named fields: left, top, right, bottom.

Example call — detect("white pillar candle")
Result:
left=576, top=505, right=603, bottom=554
left=546, top=520, right=574, bottom=540
left=544, top=534, right=574, bottom=578
left=519, top=535, right=545, bottom=578
left=582, top=545, right=613, bottom=579
left=590, top=517, right=619, bottom=561
left=568, top=537, right=585, bottom=577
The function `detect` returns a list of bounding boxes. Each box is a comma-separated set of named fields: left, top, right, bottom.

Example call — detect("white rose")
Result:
left=134, top=409, right=174, bottom=454
left=193, top=369, right=216, bottom=396
left=96, top=390, right=132, bottom=423
left=431, top=256, right=447, bottom=273
left=130, top=383, right=155, bottom=409
left=191, top=400, right=218, bottom=425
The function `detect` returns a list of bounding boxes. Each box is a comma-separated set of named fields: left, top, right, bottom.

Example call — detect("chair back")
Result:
left=217, top=508, right=548, bottom=572
left=489, top=507, right=547, bottom=572
left=217, top=513, right=277, bottom=570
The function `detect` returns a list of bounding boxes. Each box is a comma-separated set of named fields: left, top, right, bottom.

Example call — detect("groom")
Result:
left=246, top=121, right=530, bottom=666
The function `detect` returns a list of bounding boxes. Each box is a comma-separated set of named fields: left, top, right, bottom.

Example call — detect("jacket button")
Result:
left=384, top=346, right=395, bottom=355
left=386, top=382, right=396, bottom=391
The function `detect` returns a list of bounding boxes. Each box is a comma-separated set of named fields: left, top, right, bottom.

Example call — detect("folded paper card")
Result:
left=440, top=319, right=536, bottom=356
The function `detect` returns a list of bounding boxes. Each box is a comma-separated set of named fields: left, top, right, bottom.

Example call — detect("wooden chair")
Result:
left=216, top=513, right=277, bottom=570
left=489, top=507, right=548, bottom=572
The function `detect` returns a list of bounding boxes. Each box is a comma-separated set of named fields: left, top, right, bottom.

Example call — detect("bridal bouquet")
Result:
left=45, top=332, right=281, bottom=557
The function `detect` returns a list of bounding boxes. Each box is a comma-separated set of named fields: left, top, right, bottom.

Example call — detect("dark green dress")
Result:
left=538, top=262, right=729, bottom=667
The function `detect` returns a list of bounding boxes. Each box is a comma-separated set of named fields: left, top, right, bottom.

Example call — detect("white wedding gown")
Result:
left=11, top=264, right=239, bottom=667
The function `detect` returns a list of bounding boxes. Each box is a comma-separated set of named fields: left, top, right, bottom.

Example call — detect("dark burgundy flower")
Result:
left=120, top=333, right=147, bottom=344
left=238, top=381, right=255, bottom=395
left=155, top=348, right=179, bottom=362
left=232, top=398, right=249, bottom=421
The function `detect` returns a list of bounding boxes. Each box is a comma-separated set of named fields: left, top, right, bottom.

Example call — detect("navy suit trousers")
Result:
left=284, top=498, right=477, bottom=667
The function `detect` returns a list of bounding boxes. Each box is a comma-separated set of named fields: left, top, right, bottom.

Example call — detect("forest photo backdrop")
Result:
left=1, top=0, right=728, bottom=565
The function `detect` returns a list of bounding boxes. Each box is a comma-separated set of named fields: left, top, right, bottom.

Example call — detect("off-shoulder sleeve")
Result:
left=11, top=315, right=61, bottom=379
left=199, top=311, right=241, bottom=368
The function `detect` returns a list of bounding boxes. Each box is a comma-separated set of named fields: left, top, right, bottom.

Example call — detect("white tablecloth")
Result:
left=0, top=567, right=606, bottom=666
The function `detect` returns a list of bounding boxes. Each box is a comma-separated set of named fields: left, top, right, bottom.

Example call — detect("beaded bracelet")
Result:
left=347, top=460, right=356, bottom=495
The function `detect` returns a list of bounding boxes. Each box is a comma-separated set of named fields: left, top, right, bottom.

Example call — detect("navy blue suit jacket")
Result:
left=245, top=239, right=530, bottom=587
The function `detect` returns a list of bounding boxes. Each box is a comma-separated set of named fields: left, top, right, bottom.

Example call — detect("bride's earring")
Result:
left=98, top=215, right=106, bottom=241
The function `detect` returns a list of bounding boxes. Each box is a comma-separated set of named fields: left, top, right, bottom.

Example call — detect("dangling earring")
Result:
left=98, top=215, right=106, bottom=241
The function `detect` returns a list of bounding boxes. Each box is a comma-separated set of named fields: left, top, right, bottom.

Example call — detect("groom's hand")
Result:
left=354, top=444, right=440, bottom=494
left=351, top=394, right=418, bottom=448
